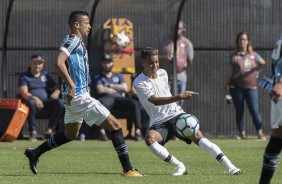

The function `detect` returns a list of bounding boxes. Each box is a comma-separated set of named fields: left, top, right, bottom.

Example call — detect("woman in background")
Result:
left=224, top=31, right=266, bottom=140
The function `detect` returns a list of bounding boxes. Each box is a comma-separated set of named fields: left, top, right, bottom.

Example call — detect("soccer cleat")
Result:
left=173, top=163, right=188, bottom=176
left=24, top=148, right=39, bottom=174
left=228, top=168, right=243, bottom=175
left=122, top=169, right=143, bottom=177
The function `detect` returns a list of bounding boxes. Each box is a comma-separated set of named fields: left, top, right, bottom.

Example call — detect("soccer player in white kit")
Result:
left=133, top=47, right=242, bottom=176
left=24, top=11, right=142, bottom=177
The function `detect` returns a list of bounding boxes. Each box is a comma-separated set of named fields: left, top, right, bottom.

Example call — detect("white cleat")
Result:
left=228, top=168, right=243, bottom=175
left=173, top=163, right=188, bottom=176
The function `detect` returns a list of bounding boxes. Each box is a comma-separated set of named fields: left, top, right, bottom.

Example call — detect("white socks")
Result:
left=148, top=138, right=237, bottom=171
left=149, top=141, right=182, bottom=166
left=198, top=138, right=236, bottom=170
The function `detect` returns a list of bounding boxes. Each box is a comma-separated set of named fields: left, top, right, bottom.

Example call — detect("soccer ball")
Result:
left=176, top=114, right=200, bottom=138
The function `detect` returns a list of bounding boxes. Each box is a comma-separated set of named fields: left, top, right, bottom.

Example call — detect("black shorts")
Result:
left=148, top=113, right=192, bottom=146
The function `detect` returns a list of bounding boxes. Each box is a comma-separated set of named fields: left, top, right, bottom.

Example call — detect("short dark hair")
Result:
left=68, top=11, right=89, bottom=26
left=141, top=47, right=159, bottom=59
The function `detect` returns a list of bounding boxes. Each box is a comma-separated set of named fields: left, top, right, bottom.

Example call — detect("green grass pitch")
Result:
left=0, top=138, right=281, bottom=184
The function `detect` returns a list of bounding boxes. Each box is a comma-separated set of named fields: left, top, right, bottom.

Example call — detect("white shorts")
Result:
left=271, top=100, right=282, bottom=129
left=64, top=92, right=110, bottom=127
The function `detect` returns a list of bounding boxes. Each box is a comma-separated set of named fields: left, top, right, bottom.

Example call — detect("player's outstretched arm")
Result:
left=148, top=91, right=199, bottom=106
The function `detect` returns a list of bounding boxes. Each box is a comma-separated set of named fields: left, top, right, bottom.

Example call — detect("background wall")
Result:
left=1, top=0, right=281, bottom=137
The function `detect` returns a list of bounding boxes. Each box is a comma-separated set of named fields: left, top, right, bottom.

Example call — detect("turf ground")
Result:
left=0, top=138, right=281, bottom=184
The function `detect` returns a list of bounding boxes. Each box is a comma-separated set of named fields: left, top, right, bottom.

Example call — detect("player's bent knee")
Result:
left=145, top=132, right=161, bottom=146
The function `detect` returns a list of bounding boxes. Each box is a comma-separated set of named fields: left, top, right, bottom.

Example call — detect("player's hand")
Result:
left=270, top=83, right=282, bottom=103
left=180, top=91, right=199, bottom=99
left=65, top=86, right=76, bottom=104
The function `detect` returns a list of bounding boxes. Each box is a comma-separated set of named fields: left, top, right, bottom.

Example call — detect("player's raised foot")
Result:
left=122, top=169, right=143, bottom=177
left=173, top=163, right=188, bottom=176
left=24, top=148, right=38, bottom=174
left=228, top=168, right=243, bottom=175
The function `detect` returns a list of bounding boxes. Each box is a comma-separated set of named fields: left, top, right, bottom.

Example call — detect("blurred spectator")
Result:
left=162, top=20, right=194, bottom=107
left=92, top=54, right=143, bottom=141
left=18, top=54, right=64, bottom=141
left=224, top=31, right=266, bottom=140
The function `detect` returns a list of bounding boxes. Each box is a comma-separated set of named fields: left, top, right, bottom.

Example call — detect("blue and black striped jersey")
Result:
left=59, top=34, right=89, bottom=96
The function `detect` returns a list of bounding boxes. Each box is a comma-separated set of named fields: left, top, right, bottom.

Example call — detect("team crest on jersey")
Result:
left=66, top=37, right=74, bottom=45
left=41, top=76, right=47, bottom=82
left=112, top=76, right=119, bottom=83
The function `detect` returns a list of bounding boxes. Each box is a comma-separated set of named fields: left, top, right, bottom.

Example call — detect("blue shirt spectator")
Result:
left=91, top=54, right=144, bottom=141
left=18, top=54, right=64, bottom=141
left=19, top=70, right=57, bottom=102
left=94, top=72, right=125, bottom=98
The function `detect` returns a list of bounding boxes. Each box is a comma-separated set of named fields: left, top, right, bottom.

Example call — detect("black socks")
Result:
left=32, top=132, right=71, bottom=158
left=110, top=128, right=133, bottom=172
left=259, top=136, right=282, bottom=184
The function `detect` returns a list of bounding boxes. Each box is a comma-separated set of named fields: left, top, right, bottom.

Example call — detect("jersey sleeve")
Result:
left=94, top=74, right=103, bottom=86
left=134, top=79, right=155, bottom=100
left=187, top=40, right=194, bottom=60
left=18, top=73, right=27, bottom=87
left=227, top=54, right=234, bottom=65
left=164, top=42, right=173, bottom=60
left=59, top=34, right=79, bottom=56
left=251, top=52, right=262, bottom=63
left=272, top=33, right=282, bottom=62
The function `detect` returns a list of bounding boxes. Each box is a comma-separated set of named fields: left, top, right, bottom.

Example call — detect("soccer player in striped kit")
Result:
left=24, top=11, right=142, bottom=177
left=259, top=33, right=282, bottom=184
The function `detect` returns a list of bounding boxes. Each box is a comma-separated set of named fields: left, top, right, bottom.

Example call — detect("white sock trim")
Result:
left=198, top=138, right=222, bottom=159
left=148, top=142, right=182, bottom=166
left=198, top=138, right=236, bottom=170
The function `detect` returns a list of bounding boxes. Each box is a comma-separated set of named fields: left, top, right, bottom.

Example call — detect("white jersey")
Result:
left=133, top=69, right=184, bottom=127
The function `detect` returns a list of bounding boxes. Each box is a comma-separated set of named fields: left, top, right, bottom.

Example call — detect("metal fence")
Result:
left=1, top=0, right=282, bottom=137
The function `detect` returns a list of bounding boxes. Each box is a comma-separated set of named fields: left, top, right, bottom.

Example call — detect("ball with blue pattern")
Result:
left=176, top=114, right=200, bottom=138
